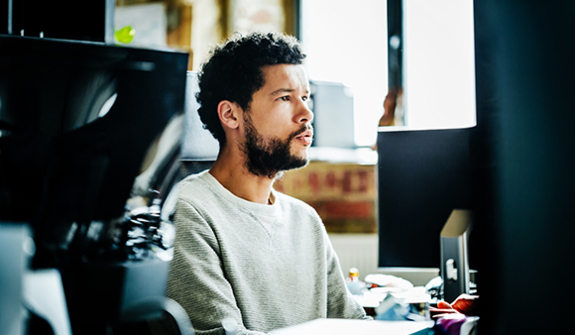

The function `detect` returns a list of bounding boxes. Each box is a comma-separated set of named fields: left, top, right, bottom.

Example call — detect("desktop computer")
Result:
left=377, top=127, right=477, bottom=301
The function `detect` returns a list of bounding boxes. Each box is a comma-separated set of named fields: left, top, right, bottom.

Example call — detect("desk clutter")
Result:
left=345, top=269, right=479, bottom=335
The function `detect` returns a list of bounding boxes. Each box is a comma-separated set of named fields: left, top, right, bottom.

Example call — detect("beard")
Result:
left=242, top=115, right=310, bottom=179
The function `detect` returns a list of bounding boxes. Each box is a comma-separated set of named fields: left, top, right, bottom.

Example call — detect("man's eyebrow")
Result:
left=270, top=88, right=295, bottom=96
left=270, top=88, right=310, bottom=96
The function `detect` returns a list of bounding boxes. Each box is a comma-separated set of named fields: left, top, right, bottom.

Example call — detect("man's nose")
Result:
left=296, top=99, right=314, bottom=124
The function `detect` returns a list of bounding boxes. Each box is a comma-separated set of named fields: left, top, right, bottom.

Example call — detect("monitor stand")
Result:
left=440, top=209, right=472, bottom=302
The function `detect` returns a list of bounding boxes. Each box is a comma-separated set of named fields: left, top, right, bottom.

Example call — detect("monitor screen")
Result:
left=377, top=127, right=475, bottom=269
left=0, top=35, right=188, bottom=257
left=0, top=35, right=190, bottom=332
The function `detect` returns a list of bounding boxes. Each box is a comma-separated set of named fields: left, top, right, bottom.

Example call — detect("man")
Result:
left=166, top=32, right=369, bottom=335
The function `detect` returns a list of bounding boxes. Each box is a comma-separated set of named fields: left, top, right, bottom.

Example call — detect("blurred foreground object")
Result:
left=0, top=35, right=190, bottom=334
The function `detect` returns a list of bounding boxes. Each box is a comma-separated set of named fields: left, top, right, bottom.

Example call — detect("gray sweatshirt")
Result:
left=166, top=170, right=368, bottom=335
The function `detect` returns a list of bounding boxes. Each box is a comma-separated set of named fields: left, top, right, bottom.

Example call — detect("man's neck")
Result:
left=209, top=148, right=276, bottom=205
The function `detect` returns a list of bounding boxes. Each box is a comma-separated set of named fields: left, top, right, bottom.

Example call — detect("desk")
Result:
left=271, top=318, right=434, bottom=335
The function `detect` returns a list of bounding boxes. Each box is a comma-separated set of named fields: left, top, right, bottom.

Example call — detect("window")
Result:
left=300, top=0, right=388, bottom=147
left=403, top=0, right=476, bottom=129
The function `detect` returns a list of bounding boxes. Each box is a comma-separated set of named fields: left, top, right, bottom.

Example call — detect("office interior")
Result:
left=1, top=0, right=574, bottom=334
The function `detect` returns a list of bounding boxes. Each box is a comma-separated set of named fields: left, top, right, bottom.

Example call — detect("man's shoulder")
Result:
left=179, top=170, right=206, bottom=185
left=177, top=170, right=213, bottom=200
left=275, top=191, right=306, bottom=205
left=275, top=191, right=319, bottom=216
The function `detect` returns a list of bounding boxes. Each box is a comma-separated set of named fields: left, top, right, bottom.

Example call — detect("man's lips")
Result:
left=295, top=129, right=314, bottom=145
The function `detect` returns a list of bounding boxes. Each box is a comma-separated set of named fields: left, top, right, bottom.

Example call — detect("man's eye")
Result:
left=302, top=96, right=309, bottom=102
left=280, top=96, right=290, bottom=101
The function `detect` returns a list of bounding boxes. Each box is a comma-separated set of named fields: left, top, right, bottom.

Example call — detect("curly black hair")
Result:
left=195, top=32, right=306, bottom=146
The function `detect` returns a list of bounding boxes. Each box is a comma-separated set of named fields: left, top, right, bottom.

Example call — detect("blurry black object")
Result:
left=0, top=36, right=189, bottom=333
left=0, top=35, right=187, bottom=260
left=1, top=0, right=115, bottom=43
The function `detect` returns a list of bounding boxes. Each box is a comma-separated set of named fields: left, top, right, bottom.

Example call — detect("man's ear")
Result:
left=217, top=100, right=242, bottom=130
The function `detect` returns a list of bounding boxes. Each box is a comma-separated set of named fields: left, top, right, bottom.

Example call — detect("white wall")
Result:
left=329, top=233, right=439, bottom=287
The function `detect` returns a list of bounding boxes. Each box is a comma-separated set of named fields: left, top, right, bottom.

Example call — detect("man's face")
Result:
left=241, top=64, right=314, bottom=178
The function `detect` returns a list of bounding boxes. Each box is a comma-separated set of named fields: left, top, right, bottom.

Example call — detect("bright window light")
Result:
left=301, top=0, right=388, bottom=147
left=403, top=0, right=476, bottom=129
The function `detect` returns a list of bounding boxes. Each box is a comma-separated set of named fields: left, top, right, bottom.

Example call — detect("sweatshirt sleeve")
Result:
left=166, top=197, right=268, bottom=335
left=323, top=232, right=372, bottom=320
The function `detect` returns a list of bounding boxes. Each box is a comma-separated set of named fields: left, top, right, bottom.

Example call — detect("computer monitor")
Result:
left=377, top=127, right=475, bottom=271
left=0, top=35, right=189, bottom=332
left=0, top=35, right=188, bottom=251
